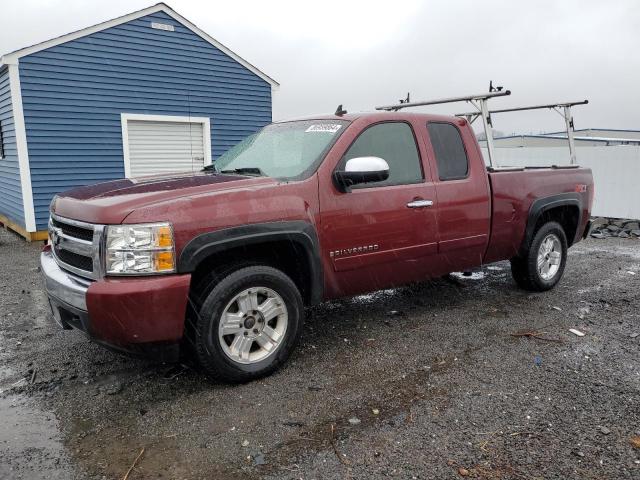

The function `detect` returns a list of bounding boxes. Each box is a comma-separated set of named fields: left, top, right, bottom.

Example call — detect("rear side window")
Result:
left=342, top=122, right=422, bottom=187
left=427, top=123, right=469, bottom=180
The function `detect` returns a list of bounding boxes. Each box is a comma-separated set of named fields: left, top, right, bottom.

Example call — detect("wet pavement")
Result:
left=0, top=227, right=638, bottom=479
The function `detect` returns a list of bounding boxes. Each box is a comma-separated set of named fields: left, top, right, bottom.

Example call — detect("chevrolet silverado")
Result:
left=42, top=111, right=594, bottom=382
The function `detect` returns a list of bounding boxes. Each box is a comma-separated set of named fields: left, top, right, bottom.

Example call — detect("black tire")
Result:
left=193, top=265, right=303, bottom=383
left=510, top=221, right=568, bottom=291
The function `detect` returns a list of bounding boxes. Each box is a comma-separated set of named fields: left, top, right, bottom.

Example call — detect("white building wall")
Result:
left=480, top=146, right=640, bottom=219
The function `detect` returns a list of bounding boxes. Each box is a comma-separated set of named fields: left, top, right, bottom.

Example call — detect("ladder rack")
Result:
left=456, top=100, right=589, bottom=164
left=375, top=89, right=511, bottom=167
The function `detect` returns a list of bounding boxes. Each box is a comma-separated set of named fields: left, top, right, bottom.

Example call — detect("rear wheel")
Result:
left=193, top=265, right=303, bottom=383
left=511, top=221, right=567, bottom=291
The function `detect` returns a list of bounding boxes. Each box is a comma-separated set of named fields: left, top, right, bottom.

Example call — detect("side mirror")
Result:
left=333, top=156, right=390, bottom=192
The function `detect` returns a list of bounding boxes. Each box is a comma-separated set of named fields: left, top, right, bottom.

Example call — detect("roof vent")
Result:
left=151, top=22, right=174, bottom=32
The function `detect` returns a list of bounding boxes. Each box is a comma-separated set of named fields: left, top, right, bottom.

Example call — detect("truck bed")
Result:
left=484, top=166, right=593, bottom=264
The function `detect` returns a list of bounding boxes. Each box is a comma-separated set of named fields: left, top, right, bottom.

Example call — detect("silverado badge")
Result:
left=330, top=244, right=379, bottom=258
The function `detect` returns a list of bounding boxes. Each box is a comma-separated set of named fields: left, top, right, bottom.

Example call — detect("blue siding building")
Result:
left=0, top=3, right=278, bottom=239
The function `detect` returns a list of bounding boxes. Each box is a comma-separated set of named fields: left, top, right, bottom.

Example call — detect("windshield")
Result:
left=214, top=120, right=349, bottom=179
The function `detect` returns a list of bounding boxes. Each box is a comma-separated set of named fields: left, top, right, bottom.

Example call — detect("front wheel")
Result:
left=511, top=221, right=568, bottom=291
left=193, top=266, right=303, bottom=383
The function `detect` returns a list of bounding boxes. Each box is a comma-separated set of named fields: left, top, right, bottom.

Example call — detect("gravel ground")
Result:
left=0, top=227, right=639, bottom=480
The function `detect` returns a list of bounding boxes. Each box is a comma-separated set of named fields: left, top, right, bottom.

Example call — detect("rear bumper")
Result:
left=41, top=249, right=191, bottom=360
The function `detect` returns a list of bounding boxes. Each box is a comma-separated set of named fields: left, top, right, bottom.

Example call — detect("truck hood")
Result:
left=51, top=172, right=276, bottom=224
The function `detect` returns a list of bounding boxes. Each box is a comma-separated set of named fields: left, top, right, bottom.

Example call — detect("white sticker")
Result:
left=305, top=124, right=342, bottom=133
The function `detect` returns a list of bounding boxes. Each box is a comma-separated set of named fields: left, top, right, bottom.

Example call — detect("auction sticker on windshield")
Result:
left=305, top=124, right=343, bottom=133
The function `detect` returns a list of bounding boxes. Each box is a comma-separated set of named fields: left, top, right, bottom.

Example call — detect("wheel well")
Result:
left=533, top=205, right=580, bottom=246
left=189, top=241, right=315, bottom=306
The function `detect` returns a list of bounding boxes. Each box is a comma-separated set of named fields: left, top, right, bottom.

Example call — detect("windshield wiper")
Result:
left=202, top=165, right=266, bottom=177
left=219, top=167, right=265, bottom=177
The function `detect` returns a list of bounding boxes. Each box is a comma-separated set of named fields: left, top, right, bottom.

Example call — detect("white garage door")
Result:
left=121, top=114, right=211, bottom=178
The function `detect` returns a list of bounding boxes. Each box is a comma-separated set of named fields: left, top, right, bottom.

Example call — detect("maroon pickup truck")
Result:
left=42, top=112, right=593, bottom=382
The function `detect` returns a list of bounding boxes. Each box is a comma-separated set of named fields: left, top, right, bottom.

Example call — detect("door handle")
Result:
left=407, top=199, right=433, bottom=208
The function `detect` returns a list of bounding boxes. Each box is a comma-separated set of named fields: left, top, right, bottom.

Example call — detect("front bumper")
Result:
left=42, top=248, right=90, bottom=314
left=41, top=249, right=191, bottom=360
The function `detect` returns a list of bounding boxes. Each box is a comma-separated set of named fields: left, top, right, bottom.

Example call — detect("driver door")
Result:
left=318, top=121, right=439, bottom=298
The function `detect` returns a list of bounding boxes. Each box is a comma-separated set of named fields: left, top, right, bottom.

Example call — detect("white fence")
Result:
left=480, top=146, right=640, bottom=219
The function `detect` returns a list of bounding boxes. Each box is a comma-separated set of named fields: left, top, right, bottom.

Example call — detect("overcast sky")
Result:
left=1, top=0, right=639, bottom=134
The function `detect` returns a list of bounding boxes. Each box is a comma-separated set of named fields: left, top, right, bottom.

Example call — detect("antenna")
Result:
left=375, top=87, right=511, bottom=167
left=335, top=104, right=348, bottom=116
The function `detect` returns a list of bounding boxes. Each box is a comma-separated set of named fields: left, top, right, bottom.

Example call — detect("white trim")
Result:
left=8, top=62, right=37, bottom=232
left=120, top=113, right=212, bottom=178
left=0, top=3, right=279, bottom=88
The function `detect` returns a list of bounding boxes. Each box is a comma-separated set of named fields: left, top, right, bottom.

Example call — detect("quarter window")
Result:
left=342, top=122, right=423, bottom=187
left=427, top=122, right=469, bottom=180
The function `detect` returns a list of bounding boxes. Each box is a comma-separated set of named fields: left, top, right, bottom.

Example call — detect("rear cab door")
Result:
left=423, top=119, right=492, bottom=272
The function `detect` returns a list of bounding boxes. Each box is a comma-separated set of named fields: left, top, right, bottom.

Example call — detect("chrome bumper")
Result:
left=41, top=249, right=90, bottom=311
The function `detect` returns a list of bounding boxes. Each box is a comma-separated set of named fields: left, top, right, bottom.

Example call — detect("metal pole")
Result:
left=563, top=105, right=577, bottom=165
left=455, top=99, right=588, bottom=117
left=375, top=90, right=510, bottom=111
left=479, top=98, right=496, bottom=168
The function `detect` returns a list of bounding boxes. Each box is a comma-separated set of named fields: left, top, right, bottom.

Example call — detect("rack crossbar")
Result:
left=455, top=99, right=588, bottom=117
left=375, top=90, right=511, bottom=112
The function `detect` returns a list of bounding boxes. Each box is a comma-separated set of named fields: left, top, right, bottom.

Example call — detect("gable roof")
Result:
left=0, top=2, right=279, bottom=88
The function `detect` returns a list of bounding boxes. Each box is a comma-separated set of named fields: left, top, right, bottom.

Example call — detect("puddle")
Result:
left=0, top=395, right=76, bottom=479
left=450, top=271, right=486, bottom=281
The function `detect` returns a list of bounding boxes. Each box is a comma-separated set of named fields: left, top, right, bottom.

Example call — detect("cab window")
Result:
left=341, top=122, right=423, bottom=187
left=427, top=122, right=469, bottom=180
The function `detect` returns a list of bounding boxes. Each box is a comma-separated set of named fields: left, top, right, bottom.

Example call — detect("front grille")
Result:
left=49, top=214, right=101, bottom=279
left=55, top=248, right=94, bottom=272
left=51, top=217, right=93, bottom=242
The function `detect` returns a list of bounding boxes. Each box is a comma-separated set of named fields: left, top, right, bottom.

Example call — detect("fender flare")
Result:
left=522, top=192, right=582, bottom=252
left=178, top=221, right=323, bottom=305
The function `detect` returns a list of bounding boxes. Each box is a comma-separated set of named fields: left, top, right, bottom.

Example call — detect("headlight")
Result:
left=105, top=223, right=175, bottom=275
